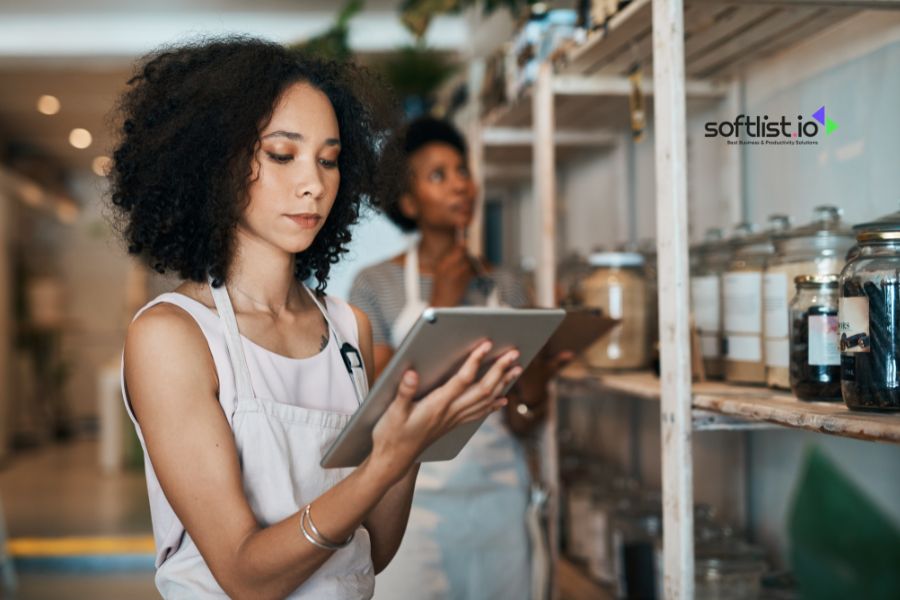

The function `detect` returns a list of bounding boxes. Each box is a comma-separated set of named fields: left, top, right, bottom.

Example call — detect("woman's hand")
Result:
left=505, top=350, right=575, bottom=434
left=370, top=341, right=521, bottom=483
left=429, top=242, right=475, bottom=307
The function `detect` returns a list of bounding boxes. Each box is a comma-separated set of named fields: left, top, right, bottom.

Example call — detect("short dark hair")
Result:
left=109, top=36, right=401, bottom=292
left=383, top=116, right=468, bottom=232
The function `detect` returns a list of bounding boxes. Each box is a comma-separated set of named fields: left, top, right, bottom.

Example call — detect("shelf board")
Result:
left=558, top=0, right=865, bottom=80
left=557, top=362, right=900, bottom=444
left=557, top=557, right=614, bottom=600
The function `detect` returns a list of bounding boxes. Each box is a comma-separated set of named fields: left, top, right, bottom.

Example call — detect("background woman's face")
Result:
left=241, top=81, right=341, bottom=254
left=402, top=142, right=475, bottom=231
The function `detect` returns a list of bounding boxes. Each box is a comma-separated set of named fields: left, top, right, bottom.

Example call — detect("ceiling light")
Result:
left=69, top=128, right=92, bottom=149
left=37, top=95, right=60, bottom=115
left=92, top=155, right=112, bottom=177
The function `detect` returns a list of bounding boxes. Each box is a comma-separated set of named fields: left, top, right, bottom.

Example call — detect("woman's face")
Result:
left=401, top=142, right=475, bottom=231
left=241, top=81, right=341, bottom=255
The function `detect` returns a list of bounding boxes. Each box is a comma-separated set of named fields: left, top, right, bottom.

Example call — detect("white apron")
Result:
left=123, top=281, right=375, bottom=599
left=373, top=245, right=536, bottom=600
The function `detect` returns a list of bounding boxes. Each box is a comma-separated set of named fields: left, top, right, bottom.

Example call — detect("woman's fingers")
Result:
left=446, top=356, right=520, bottom=422
left=454, top=396, right=509, bottom=425
left=491, top=365, right=523, bottom=399
left=441, top=341, right=493, bottom=397
left=393, top=370, right=418, bottom=411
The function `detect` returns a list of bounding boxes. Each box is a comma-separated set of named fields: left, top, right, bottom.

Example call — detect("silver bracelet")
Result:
left=299, top=504, right=354, bottom=551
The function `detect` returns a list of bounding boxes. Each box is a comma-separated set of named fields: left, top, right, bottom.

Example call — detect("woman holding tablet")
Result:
left=350, top=117, right=564, bottom=599
left=113, top=39, right=520, bottom=599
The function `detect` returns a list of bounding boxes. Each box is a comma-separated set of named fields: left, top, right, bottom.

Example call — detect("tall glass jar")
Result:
left=764, top=206, right=854, bottom=389
left=840, top=210, right=900, bottom=411
left=691, top=229, right=732, bottom=379
left=724, top=217, right=790, bottom=384
left=789, top=275, right=841, bottom=401
left=582, top=252, right=648, bottom=370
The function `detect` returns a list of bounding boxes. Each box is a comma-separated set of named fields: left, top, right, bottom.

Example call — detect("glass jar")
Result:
left=695, top=538, right=767, bottom=600
left=691, top=229, right=733, bottom=380
left=582, top=252, right=648, bottom=370
left=840, top=210, right=900, bottom=411
left=789, top=275, right=841, bottom=401
left=724, top=217, right=790, bottom=384
left=764, top=206, right=854, bottom=389
left=611, top=505, right=662, bottom=599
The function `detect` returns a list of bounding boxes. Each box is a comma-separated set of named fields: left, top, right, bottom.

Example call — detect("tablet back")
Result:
left=320, top=307, right=565, bottom=468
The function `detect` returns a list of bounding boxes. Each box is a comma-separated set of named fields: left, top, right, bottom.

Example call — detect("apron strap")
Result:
left=303, top=288, right=369, bottom=406
left=207, top=276, right=255, bottom=401
left=404, top=243, right=421, bottom=306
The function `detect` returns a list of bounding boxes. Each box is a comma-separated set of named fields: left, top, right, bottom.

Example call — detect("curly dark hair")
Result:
left=109, top=36, right=401, bottom=292
left=382, top=116, right=468, bottom=233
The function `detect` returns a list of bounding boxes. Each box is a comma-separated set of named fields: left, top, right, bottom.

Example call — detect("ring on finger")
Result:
left=515, top=402, right=535, bottom=419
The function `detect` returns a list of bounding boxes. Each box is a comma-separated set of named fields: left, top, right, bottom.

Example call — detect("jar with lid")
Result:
left=694, top=537, right=768, bottom=600
left=691, top=228, right=733, bottom=379
left=790, top=275, right=841, bottom=401
left=582, top=252, right=648, bottom=369
left=764, top=206, right=854, bottom=389
left=723, top=216, right=791, bottom=384
left=840, top=209, right=900, bottom=411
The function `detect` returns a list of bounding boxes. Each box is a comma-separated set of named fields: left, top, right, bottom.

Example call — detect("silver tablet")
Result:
left=320, top=306, right=565, bottom=469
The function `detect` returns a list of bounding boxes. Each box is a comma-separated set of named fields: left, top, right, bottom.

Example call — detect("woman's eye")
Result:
left=458, top=166, right=471, bottom=179
left=266, top=152, right=293, bottom=164
left=319, top=158, right=339, bottom=169
left=428, top=169, right=445, bottom=182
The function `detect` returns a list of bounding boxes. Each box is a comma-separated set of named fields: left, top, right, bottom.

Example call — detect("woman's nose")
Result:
left=295, top=162, right=325, bottom=199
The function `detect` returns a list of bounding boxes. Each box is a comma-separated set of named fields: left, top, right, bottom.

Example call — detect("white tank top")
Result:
left=121, top=286, right=374, bottom=599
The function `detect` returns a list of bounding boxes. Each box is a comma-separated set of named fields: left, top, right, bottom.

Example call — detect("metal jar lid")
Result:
left=588, top=251, right=645, bottom=268
left=853, top=207, right=900, bottom=242
left=794, top=274, right=839, bottom=288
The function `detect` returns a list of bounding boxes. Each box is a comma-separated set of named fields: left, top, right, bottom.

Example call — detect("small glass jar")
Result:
left=764, top=206, right=854, bottom=389
left=691, top=229, right=733, bottom=380
left=789, top=275, right=841, bottom=401
left=611, top=505, right=662, bottom=599
left=724, top=217, right=790, bottom=385
left=582, top=252, right=648, bottom=370
left=840, top=210, right=900, bottom=411
left=694, top=538, right=767, bottom=600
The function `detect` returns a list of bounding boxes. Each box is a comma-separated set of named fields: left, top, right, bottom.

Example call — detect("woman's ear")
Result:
left=399, top=192, right=419, bottom=221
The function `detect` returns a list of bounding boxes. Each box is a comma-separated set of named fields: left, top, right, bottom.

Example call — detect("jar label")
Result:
left=700, top=333, right=720, bottom=358
left=809, top=315, right=841, bottom=366
left=839, top=297, right=870, bottom=353
left=763, top=272, right=789, bottom=338
left=724, top=272, right=762, bottom=334
left=726, top=334, right=762, bottom=362
left=690, top=275, right=720, bottom=332
left=765, top=339, right=789, bottom=367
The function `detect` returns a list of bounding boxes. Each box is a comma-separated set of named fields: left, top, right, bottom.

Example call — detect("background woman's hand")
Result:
left=370, top=341, right=522, bottom=483
left=505, top=350, right=575, bottom=434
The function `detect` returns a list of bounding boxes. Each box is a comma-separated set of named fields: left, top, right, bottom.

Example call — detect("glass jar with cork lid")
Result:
left=691, top=228, right=733, bottom=380
left=723, top=216, right=791, bottom=385
left=582, top=251, right=648, bottom=370
left=839, top=209, right=900, bottom=411
left=764, top=206, right=854, bottom=390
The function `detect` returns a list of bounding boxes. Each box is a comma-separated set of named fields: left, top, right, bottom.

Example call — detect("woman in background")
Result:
left=350, top=117, right=567, bottom=600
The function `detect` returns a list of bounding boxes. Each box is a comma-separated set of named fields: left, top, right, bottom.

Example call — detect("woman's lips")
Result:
left=287, top=214, right=322, bottom=229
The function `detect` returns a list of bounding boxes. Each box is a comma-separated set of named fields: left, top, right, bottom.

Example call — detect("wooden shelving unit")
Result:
left=558, top=363, right=900, bottom=443
left=467, top=0, right=900, bottom=598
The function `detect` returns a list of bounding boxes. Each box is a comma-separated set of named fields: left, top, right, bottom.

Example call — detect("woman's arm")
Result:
left=350, top=305, right=417, bottom=573
left=126, top=304, right=519, bottom=599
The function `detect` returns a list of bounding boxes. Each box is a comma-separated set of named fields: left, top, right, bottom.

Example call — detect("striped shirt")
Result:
left=349, top=258, right=531, bottom=347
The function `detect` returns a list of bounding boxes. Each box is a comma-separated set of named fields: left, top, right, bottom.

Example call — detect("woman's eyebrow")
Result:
left=262, top=130, right=340, bottom=145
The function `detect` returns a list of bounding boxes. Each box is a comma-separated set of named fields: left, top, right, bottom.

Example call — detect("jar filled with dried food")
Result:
left=840, top=210, right=900, bottom=411
left=691, top=229, right=732, bottom=379
left=789, top=275, right=841, bottom=401
left=764, top=206, right=854, bottom=389
left=724, top=217, right=791, bottom=384
left=582, top=252, right=648, bottom=369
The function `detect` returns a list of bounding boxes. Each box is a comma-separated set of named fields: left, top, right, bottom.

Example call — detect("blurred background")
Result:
left=1, top=1, right=900, bottom=598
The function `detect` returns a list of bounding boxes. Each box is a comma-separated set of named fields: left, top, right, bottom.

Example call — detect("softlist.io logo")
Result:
left=704, top=105, right=837, bottom=145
